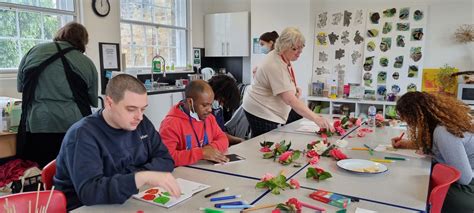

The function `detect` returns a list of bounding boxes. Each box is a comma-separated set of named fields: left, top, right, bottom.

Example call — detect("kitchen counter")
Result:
left=146, top=86, right=185, bottom=95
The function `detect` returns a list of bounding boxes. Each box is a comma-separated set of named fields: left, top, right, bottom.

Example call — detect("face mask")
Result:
left=261, top=46, right=270, bottom=54
left=212, top=100, right=221, bottom=109
left=189, top=99, right=201, bottom=121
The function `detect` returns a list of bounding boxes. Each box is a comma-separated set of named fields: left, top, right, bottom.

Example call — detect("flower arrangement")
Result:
left=273, top=198, right=326, bottom=213
left=260, top=140, right=302, bottom=166
left=273, top=198, right=302, bottom=213
left=306, top=167, right=333, bottom=181
left=255, top=172, right=300, bottom=195
left=306, top=141, right=348, bottom=161
left=317, top=116, right=363, bottom=137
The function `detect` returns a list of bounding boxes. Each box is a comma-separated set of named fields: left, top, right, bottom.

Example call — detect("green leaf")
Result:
left=321, top=144, right=336, bottom=157
left=292, top=150, right=301, bottom=161
left=318, top=171, right=333, bottom=180
left=271, top=187, right=281, bottom=195
left=255, top=181, right=266, bottom=188
left=306, top=167, right=316, bottom=178
left=263, top=152, right=275, bottom=159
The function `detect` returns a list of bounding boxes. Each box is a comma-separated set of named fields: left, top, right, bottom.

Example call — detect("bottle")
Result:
left=368, top=106, right=376, bottom=127
left=329, top=79, right=337, bottom=99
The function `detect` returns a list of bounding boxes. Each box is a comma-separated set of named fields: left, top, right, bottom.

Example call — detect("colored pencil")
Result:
left=300, top=201, right=326, bottom=211
left=385, top=156, right=407, bottom=161
left=370, top=158, right=393, bottom=163
left=351, top=147, right=369, bottom=151
left=210, top=195, right=241, bottom=202
left=242, top=203, right=278, bottom=212
left=363, top=144, right=374, bottom=155
left=199, top=207, right=224, bottom=213
left=218, top=204, right=253, bottom=209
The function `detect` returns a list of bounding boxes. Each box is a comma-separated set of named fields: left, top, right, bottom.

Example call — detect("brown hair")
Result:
left=396, top=91, right=474, bottom=154
left=259, top=31, right=279, bottom=44
left=106, top=74, right=146, bottom=103
left=54, top=22, right=89, bottom=52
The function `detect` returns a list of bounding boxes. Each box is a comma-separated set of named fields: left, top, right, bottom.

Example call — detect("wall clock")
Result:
left=92, top=0, right=110, bottom=17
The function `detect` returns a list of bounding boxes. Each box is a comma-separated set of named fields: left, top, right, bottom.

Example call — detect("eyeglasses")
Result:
left=291, top=45, right=305, bottom=51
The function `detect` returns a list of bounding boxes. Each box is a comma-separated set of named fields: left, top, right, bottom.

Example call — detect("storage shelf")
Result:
left=307, top=96, right=397, bottom=118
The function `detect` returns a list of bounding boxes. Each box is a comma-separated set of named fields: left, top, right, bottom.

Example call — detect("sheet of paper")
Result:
left=355, top=207, right=377, bottom=213
left=374, top=144, right=425, bottom=159
left=299, top=120, right=318, bottom=126
left=133, top=178, right=210, bottom=208
left=295, top=125, right=320, bottom=133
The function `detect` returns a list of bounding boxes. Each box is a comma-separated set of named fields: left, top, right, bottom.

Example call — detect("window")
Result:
left=120, top=0, right=188, bottom=69
left=0, top=0, right=76, bottom=73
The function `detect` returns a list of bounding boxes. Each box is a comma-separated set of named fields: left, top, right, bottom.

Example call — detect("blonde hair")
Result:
left=106, top=74, right=146, bottom=102
left=274, top=27, right=305, bottom=54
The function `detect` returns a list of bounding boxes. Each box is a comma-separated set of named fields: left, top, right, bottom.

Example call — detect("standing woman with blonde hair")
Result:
left=17, top=22, right=98, bottom=168
left=393, top=91, right=474, bottom=213
left=243, top=27, right=333, bottom=137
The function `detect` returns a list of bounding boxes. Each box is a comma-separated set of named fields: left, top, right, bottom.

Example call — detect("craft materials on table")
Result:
left=363, top=144, right=374, bottom=155
left=370, top=158, right=393, bottom=163
left=374, top=144, right=425, bottom=159
left=204, top=187, right=229, bottom=198
left=241, top=203, right=278, bottom=212
left=133, top=178, right=209, bottom=208
left=384, top=156, right=407, bottom=161
left=309, top=189, right=351, bottom=208
left=214, top=200, right=247, bottom=208
left=210, top=194, right=241, bottom=202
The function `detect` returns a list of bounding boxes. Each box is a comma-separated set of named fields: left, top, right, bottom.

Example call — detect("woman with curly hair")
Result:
left=392, top=91, right=474, bottom=213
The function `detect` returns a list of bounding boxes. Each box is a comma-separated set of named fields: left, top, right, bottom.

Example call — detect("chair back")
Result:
left=428, top=163, right=461, bottom=213
left=0, top=190, right=66, bottom=213
left=41, top=160, right=56, bottom=190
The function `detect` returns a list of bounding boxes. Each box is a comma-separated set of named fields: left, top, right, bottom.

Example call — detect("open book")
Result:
left=133, top=178, right=210, bottom=208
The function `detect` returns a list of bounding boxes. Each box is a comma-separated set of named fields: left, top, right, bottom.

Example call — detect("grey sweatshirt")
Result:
left=432, top=125, right=474, bottom=185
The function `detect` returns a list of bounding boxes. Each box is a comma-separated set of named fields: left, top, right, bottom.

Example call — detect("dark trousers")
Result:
left=20, top=132, right=65, bottom=169
left=244, top=110, right=281, bottom=138
left=441, top=179, right=474, bottom=213
left=286, top=109, right=303, bottom=124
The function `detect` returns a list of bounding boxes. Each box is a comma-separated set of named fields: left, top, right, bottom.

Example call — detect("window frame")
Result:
left=120, top=0, right=191, bottom=71
left=0, top=1, right=78, bottom=74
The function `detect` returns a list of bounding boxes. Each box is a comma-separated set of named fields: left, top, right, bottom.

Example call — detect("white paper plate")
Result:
left=337, top=159, right=388, bottom=174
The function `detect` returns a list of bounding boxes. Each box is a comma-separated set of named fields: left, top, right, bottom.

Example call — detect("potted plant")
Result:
left=437, top=64, right=457, bottom=96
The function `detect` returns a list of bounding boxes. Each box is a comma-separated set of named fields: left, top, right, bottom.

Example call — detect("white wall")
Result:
left=251, top=0, right=312, bottom=97
left=0, top=0, right=120, bottom=99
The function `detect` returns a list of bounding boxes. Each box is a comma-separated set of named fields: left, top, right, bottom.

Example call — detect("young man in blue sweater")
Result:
left=54, top=74, right=181, bottom=210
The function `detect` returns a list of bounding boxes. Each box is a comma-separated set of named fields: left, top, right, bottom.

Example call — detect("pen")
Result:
left=370, top=158, right=393, bottom=163
left=300, top=201, right=326, bottom=211
left=385, top=156, right=407, bottom=161
left=204, top=187, right=229, bottom=198
left=210, top=195, right=241, bottom=202
left=242, top=204, right=278, bottom=212
left=218, top=204, right=253, bottom=209
left=397, top=132, right=405, bottom=141
left=363, top=144, right=374, bottom=155
left=214, top=201, right=247, bottom=208
left=199, top=207, right=224, bottom=213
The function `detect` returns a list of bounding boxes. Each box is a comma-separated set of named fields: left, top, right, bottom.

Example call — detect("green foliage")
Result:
left=437, top=64, right=457, bottom=92
left=0, top=5, right=67, bottom=69
left=255, top=173, right=291, bottom=195
left=306, top=167, right=333, bottom=181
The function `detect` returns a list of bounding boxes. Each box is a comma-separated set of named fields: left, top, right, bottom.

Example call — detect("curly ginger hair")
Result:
left=396, top=91, right=474, bottom=154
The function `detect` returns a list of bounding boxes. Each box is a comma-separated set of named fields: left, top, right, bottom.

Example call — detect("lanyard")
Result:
left=188, top=115, right=208, bottom=148
left=179, top=102, right=208, bottom=147
left=280, top=55, right=297, bottom=88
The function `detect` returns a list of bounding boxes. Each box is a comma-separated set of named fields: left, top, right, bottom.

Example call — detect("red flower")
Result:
left=333, top=120, right=342, bottom=128
left=329, top=148, right=348, bottom=160
left=309, top=156, right=320, bottom=165
left=286, top=198, right=302, bottom=210
left=321, top=133, right=328, bottom=140
left=272, top=209, right=281, bottom=213
left=355, top=118, right=362, bottom=126
left=260, top=147, right=272, bottom=152
left=279, top=151, right=293, bottom=162
left=289, top=179, right=300, bottom=189
left=315, top=167, right=325, bottom=174
left=335, top=126, right=346, bottom=135
left=306, top=150, right=318, bottom=158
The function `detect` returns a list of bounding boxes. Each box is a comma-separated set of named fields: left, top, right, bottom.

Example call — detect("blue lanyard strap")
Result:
left=188, top=115, right=208, bottom=147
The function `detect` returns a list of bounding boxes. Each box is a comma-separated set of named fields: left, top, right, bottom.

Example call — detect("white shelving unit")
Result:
left=307, top=96, right=397, bottom=118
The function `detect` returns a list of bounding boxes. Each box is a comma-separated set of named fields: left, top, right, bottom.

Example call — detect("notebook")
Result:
left=133, top=178, right=210, bottom=208
left=212, top=154, right=246, bottom=165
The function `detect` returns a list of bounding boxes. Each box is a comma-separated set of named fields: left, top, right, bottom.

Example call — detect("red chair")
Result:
left=428, top=163, right=461, bottom=213
left=0, top=190, right=66, bottom=213
left=42, top=160, right=56, bottom=190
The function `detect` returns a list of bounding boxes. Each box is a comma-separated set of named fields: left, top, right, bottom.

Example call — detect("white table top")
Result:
left=73, top=166, right=262, bottom=213
left=72, top=119, right=430, bottom=212
left=254, top=187, right=417, bottom=213
left=187, top=130, right=325, bottom=179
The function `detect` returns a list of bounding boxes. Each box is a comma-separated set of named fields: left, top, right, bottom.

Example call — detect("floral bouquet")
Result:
left=278, top=150, right=301, bottom=165
left=255, top=172, right=300, bottom=195
left=273, top=198, right=326, bottom=213
left=307, top=141, right=348, bottom=161
left=306, top=167, right=333, bottom=181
